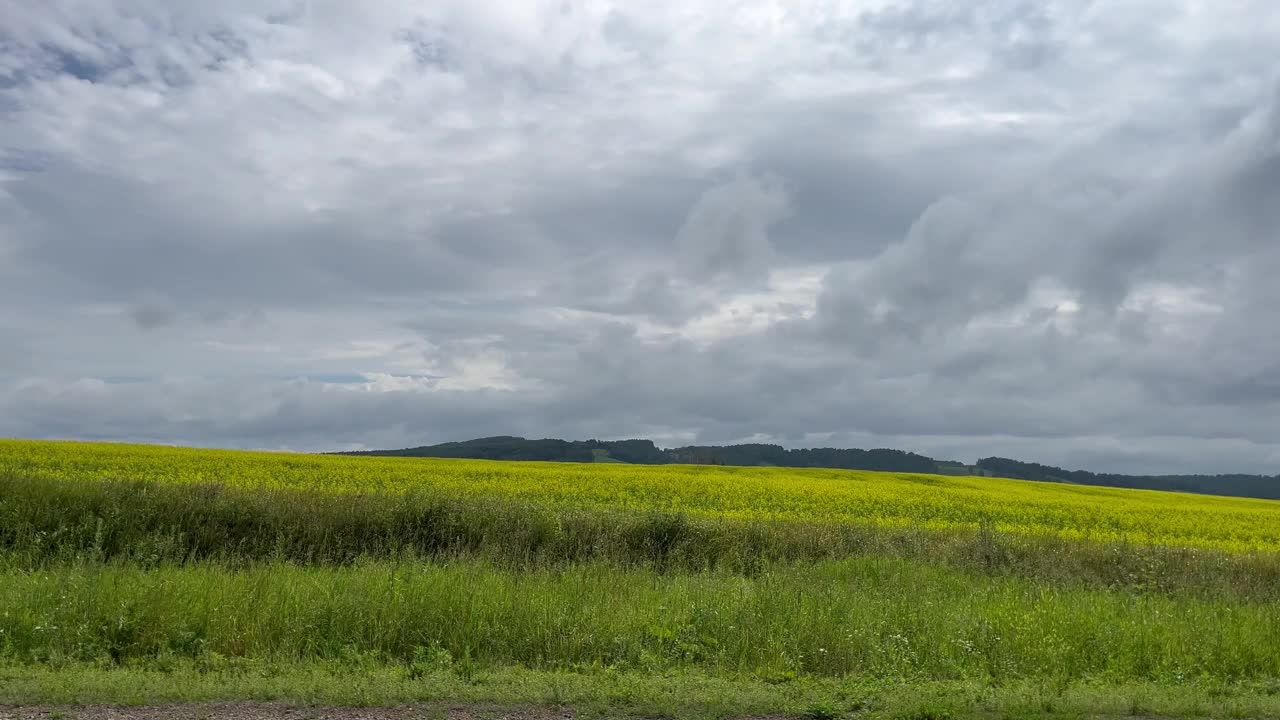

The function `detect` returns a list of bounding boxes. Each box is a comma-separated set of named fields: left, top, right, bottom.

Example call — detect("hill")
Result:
left=340, top=436, right=1280, bottom=500
left=975, top=456, right=1280, bottom=500
left=345, top=435, right=671, bottom=464
left=341, top=437, right=938, bottom=473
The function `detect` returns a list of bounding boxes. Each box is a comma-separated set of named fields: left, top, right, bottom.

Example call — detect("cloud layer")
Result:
left=2, top=0, right=1279, bottom=473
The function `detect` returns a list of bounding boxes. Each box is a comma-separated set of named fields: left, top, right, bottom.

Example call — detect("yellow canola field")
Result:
left=3, top=439, right=1279, bottom=553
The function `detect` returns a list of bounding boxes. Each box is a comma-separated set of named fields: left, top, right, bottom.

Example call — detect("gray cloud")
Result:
left=2, top=1, right=1280, bottom=474
left=673, top=173, right=789, bottom=284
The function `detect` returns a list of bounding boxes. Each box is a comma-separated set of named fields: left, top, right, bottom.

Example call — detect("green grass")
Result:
left=2, top=559, right=1278, bottom=682
left=5, top=663, right=1280, bottom=719
left=591, top=449, right=627, bottom=463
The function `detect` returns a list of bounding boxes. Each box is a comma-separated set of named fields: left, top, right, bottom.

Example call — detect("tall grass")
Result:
left=3, top=558, right=1278, bottom=683
left=4, top=472, right=1280, bottom=598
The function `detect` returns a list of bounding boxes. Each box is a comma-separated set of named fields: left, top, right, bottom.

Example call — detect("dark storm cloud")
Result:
left=2, top=1, right=1280, bottom=474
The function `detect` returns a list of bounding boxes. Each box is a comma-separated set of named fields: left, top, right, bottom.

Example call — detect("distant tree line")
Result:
left=343, top=436, right=670, bottom=464
left=974, top=457, right=1280, bottom=500
left=343, top=437, right=937, bottom=473
left=337, top=437, right=1280, bottom=500
left=665, top=443, right=938, bottom=473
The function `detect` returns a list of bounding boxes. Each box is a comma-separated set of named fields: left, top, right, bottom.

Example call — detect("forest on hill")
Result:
left=339, top=436, right=1280, bottom=500
left=973, top=456, right=1280, bottom=499
left=342, top=436, right=937, bottom=472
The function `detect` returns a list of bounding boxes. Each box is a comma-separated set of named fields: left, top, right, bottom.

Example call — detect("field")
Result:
left=3, top=439, right=1280, bottom=718
left=5, top=439, right=1280, bottom=553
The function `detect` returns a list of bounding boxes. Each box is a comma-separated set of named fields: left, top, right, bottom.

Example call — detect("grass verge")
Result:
left=2, top=559, right=1278, bottom=682
left=4, top=663, right=1280, bottom=719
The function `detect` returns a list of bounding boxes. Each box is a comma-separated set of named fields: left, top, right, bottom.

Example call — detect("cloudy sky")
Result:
left=1, top=1, right=1278, bottom=473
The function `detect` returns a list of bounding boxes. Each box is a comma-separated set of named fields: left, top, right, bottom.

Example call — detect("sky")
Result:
left=1, top=1, right=1279, bottom=474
